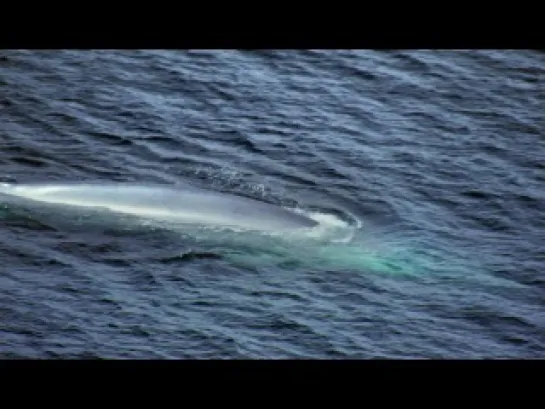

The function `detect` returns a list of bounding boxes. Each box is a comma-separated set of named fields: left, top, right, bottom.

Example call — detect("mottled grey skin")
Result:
left=0, top=182, right=318, bottom=232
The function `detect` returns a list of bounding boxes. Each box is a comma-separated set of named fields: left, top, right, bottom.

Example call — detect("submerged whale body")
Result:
left=0, top=181, right=318, bottom=232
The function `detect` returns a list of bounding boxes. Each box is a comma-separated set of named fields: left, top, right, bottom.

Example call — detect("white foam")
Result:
left=285, top=207, right=361, bottom=244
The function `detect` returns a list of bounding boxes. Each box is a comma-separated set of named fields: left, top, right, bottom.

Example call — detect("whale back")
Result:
left=0, top=182, right=318, bottom=232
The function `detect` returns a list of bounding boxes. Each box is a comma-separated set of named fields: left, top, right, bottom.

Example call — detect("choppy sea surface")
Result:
left=1, top=50, right=544, bottom=358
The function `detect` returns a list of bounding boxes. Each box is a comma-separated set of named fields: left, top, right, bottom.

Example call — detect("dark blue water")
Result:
left=1, top=50, right=544, bottom=358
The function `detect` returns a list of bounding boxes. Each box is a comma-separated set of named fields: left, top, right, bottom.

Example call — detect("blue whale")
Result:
left=0, top=181, right=318, bottom=233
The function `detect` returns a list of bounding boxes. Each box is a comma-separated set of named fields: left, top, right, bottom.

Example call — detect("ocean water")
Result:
left=1, top=49, right=543, bottom=358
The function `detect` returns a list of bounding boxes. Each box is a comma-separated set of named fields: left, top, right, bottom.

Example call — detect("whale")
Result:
left=0, top=181, right=319, bottom=233
left=0, top=181, right=453, bottom=279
